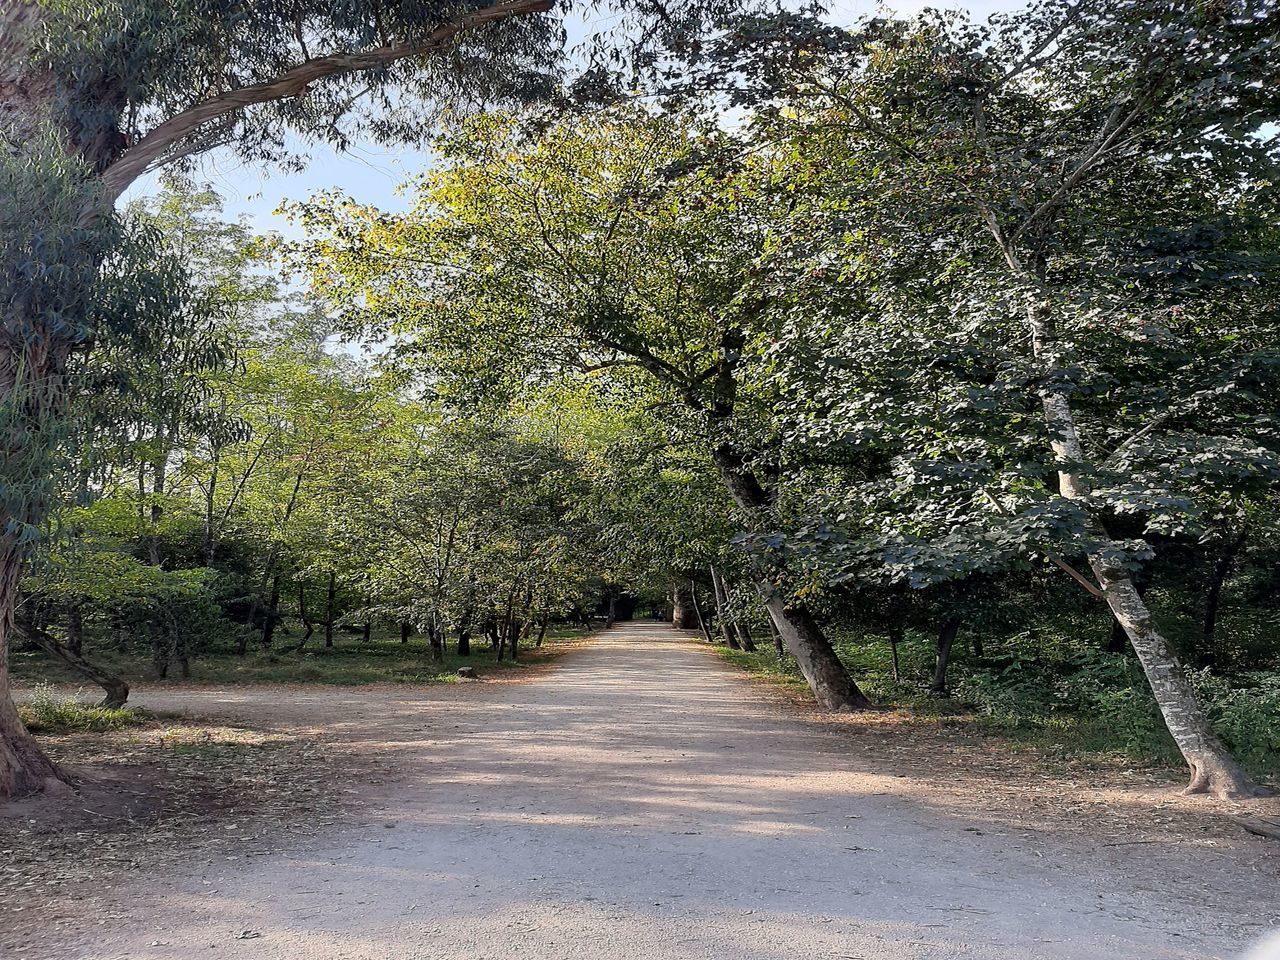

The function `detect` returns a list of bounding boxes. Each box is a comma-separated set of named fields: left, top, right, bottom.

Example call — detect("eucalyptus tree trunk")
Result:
left=0, top=285, right=82, bottom=790
left=1024, top=299, right=1264, bottom=798
left=0, top=552, right=64, bottom=796
left=0, top=8, right=86, bottom=793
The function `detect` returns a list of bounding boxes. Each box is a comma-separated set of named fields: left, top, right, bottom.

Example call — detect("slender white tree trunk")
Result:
left=1026, top=300, right=1266, bottom=799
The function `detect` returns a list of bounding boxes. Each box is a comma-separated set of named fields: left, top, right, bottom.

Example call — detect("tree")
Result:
left=0, top=0, right=732, bottom=798
left=289, top=108, right=874, bottom=710
left=704, top=1, right=1279, bottom=796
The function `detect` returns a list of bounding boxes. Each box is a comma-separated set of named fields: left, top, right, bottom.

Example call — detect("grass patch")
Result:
left=713, top=633, right=1279, bottom=782
left=12, top=626, right=587, bottom=688
left=17, top=683, right=144, bottom=734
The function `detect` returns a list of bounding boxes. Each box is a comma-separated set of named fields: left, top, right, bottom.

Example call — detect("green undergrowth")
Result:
left=13, top=627, right=586, bottom=689
left=716, top=630, right=1280, bottom=781
left=17, top=684, right=146, bottom=734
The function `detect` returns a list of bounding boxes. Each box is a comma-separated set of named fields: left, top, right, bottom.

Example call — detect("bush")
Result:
left=18, top=684, right=140, bottom=734
left=952, top=653, right=1280, bottom=775
left=1193, top=670, right=1280, bottom=776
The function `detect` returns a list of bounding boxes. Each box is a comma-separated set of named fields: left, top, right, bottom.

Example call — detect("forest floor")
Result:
left=4, top=622, right=1279, bottom=960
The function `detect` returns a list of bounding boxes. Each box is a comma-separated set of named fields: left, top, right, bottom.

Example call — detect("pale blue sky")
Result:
left=124, top=1, right=1025, bottom=233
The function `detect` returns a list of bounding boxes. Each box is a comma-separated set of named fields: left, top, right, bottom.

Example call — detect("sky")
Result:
left=123, top=0, right=1026, bottom=235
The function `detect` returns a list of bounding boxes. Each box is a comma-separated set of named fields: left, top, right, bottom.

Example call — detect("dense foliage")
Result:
left=3, top=0, right=1277, bottom=802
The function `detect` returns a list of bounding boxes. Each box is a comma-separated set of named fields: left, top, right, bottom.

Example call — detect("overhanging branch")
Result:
left=97, top=0, right=554, bottom=205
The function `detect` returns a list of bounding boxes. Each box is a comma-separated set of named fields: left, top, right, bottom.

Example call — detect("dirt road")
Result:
left=35, top=623, right=1278, bottom=959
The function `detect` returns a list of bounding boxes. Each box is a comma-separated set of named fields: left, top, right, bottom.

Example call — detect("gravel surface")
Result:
left=29, top=622, right=1279, bottom=960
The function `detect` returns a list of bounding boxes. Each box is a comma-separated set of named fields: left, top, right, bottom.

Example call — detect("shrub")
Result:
left=18, top=684, right=140, bottom=733
left=1193, top=670, right=1280, bottom=776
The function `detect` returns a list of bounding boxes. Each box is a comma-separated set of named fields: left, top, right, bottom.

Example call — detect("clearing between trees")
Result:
left=8, top=623, right=1278, bottom=960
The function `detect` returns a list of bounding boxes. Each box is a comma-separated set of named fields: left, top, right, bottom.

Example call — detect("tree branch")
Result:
left=97, top=0, right=554, bottom=205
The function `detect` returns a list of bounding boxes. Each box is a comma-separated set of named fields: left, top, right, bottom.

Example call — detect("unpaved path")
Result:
left=31, top=623, right=1279, bottom=960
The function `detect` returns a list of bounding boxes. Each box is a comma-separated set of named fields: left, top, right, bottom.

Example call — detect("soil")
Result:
left=3, top=622, right=1278, bottom=960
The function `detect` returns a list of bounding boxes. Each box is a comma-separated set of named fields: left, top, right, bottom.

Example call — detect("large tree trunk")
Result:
left=758, top=587, right=873, bottom=711
left=0, top=553, right=68, bottom=797
left=1025, top=299, right=1264, bottom=798
left=0, top=6, right=98, bottom=796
